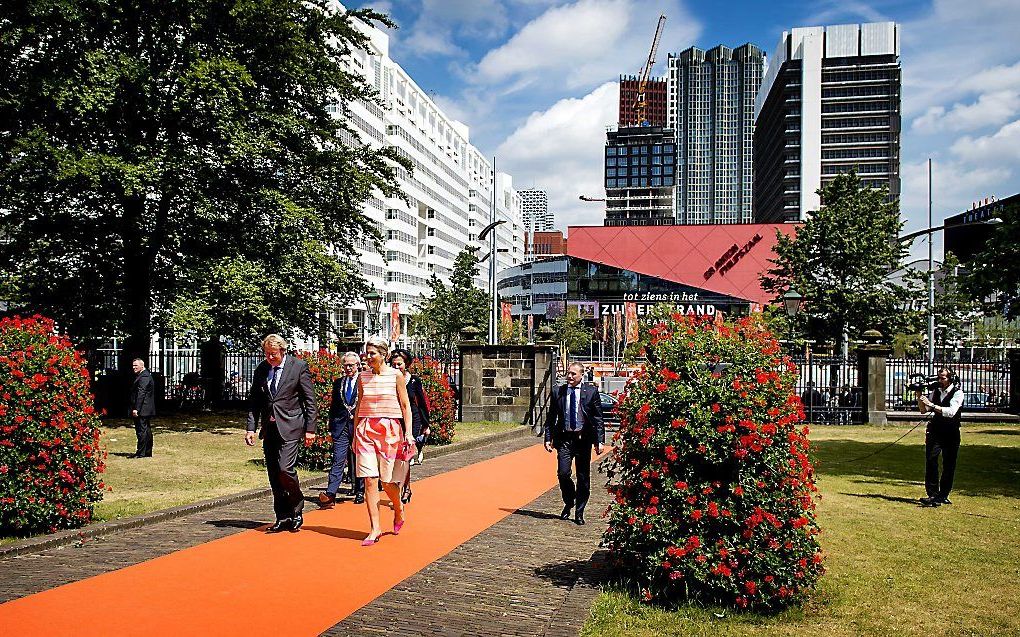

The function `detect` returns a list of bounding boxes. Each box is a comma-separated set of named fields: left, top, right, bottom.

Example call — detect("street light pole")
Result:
left=928, top=158, right=935, bottom=372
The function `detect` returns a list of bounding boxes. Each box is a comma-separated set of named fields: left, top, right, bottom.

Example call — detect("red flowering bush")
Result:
left=0, top=315, right=106, bottom=536
left=602, top=313, right=823, bottom=610
left=296, top=349, right=346, bottom=470
left=410, top=356, right=456, bottom=444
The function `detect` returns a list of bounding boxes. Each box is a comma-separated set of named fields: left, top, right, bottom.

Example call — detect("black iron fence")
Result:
left=886, top=358, right=1010, bottom=412
left=791, top=356, right=863, bottom=424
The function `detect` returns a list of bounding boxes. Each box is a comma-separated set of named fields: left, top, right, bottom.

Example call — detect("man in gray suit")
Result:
left=245, top=334, right=318, bottom=533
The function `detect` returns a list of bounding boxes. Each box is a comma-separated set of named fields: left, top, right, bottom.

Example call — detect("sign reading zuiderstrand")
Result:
left=601, top=302, right=719, bottom=317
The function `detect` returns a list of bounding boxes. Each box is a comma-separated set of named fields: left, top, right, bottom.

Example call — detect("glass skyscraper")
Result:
left=668, top=44, right=764, bottom=225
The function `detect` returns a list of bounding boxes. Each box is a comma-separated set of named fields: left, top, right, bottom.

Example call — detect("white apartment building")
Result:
left=325, top=13, right=524, bottom=346
left=519, top=188, right=553, bottom=233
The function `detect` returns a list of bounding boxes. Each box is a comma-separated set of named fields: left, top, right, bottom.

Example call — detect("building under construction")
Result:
left=618, top=75, right=667, bottom=127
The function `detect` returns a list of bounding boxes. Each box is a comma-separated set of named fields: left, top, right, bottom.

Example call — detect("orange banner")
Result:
left=390, top=302, right=400, bottom=342
left=527, top=314, right=534, bottom=341
left=625, top=302, right=639, bottom=342
left=501, top=302, right=512, bottom=327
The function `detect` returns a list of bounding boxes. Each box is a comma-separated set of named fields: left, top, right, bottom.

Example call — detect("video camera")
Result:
left=906, top=369, right=959, bottom=393
left=906, top=374, right=939, bottom=393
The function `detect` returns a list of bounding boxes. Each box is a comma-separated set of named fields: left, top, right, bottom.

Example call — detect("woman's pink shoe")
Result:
left=361, top=536, right=379, bottom=546
left=393, top=520, right=405, bottom=535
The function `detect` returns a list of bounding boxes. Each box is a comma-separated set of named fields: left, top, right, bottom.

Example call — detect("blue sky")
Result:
left=354, top=0, right=1020, bottom=259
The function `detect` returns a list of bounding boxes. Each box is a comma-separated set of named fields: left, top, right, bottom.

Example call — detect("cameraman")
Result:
left=916, top=367, right=964, bottom=507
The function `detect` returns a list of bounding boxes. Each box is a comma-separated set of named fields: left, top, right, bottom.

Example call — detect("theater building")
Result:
left=498, top=224, right=796, bottom=321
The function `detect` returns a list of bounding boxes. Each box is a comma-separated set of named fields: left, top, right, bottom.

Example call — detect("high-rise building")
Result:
left=754, top=22, right=901, bottom=222
left=619, top=76, right=668, bottom=127
left=519, top=188, right=553, bottom=233
left=667, top=44, right=764, bottom=224
left=333, top=16, right=523, bottom=343
left=603, top=125, right=677, bottom=226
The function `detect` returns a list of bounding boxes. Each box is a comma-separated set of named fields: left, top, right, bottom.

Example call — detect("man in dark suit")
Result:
left=318, top=351, right=363, bottom=507
left=544, top=361, right=604, bottom=525
left=128, top=358, right=155, bottom=458
left=245, top=334, right=318, bottom=533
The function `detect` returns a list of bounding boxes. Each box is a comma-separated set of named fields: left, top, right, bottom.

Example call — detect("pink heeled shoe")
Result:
left=393, top=520, right=406, bottom=535
left=361, top=535, right=379, bottom=546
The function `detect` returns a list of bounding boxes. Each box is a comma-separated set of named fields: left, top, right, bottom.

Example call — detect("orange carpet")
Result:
left=0, top=442, right=578, bottom=636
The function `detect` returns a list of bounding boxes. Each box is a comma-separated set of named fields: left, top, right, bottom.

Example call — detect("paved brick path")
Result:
left=0, top=431, right=610, bottom=637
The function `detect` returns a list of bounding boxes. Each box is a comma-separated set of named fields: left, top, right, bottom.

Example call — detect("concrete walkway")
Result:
left=0, top=431, right=610, bottom=637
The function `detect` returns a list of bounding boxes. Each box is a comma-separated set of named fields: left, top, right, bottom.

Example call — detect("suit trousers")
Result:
left=263, top=423, right=304, bottom=520
left=556, top=434, right=593, bottom=515
left=925, top=427, right=960, bottom=499
left=133, top=417, right=153, bottom=457
left=326, top=419, right=354, bottom=496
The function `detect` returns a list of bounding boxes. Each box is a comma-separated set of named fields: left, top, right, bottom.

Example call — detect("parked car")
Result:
left=600, top=392, right=620, bottom=426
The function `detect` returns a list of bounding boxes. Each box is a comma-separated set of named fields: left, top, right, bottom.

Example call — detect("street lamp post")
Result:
left=363, top=289, right=383, bottom=340
left=478, top=218, right=506, bottom=346
left=783, top=288, right=804, bottom=346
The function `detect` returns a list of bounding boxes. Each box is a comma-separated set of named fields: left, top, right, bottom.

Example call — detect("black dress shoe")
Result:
left=574, top=513, right=586, bottom=525
left=559, top=505, right=572, bottom=520
left=353, top=494, right=365, bottom=504
left=289, top=514, right=303, bottom=532
left=267, top=518, right=291, bottom=533
left=936, top=496, right=952, bottom=505
left=919, top=497, right=941, bottom=507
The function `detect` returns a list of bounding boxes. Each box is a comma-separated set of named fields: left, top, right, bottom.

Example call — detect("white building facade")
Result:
left=519, top=188, right=553, bottom=233
left=329, top=15, right=524, bottom=346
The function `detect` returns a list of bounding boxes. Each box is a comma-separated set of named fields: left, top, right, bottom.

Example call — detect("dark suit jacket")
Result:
left=327, top=374, right=360, bottom=433
left=406, top=375, right=430, bottom=438
left=129, top=369, right=155, bottom=417
left=544, top=383, right=604, bottom=446
left=246, top=356, right=318, bottom=441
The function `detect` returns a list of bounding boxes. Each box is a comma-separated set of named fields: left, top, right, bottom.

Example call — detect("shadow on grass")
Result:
left=500, top=507, right=563, bottom=520
left=206, top=519, right=265, bottom=530
left=840, top=493, right=924, bottom=505
left=974, top=429, right=1020, bottom=436
left=812, top=439, right=1020, bottom=499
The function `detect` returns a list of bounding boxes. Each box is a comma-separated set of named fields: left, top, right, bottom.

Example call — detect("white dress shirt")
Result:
left=933, top=384, right=964, bottom=418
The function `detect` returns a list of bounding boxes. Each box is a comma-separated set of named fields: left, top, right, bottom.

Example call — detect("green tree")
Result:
left=761, top=171, right=916, bottom=351
left=901, top=251, right=979, bottom=346
left=0, top=2, right=406, bottom=355
left=410, top=248, right=489, bottom=362
left=965, top=201, right=1020, bottom=319
left=551, top=306, right=592, bottom=367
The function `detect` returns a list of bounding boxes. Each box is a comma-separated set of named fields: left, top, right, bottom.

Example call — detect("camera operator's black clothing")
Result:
left=925, top=386, right=962, bottom=500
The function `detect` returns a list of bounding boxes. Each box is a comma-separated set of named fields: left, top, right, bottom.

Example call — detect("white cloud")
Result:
left=912, top=90, right=1020, bottom=133
left=474, top=0, right=700, bottom=91
left=950, top=119, right=1020, bottom=164
left=496, top=82, right=619, bottom=229
left=400, top=0, right=509, bottom=58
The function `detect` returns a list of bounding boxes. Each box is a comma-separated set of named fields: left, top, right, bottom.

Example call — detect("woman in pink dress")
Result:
left=353, top=335, right=415, bottom=545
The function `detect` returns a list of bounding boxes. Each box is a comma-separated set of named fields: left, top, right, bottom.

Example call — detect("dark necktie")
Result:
left=345, top=377, right=354, bottom=404
left=270, top=366, right=281, bottom=397
left=569, top=387, right=577, bottom=431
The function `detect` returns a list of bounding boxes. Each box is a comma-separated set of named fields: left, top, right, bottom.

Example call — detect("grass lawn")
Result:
left=1, top=413, right=519, bottom=544
left=583, top=423, right=1020, bottom=637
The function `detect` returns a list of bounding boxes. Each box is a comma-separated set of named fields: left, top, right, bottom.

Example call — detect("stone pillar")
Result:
left=458, top=327, right=484, bottom=423
left=856, top=329, right=893, bottom=425
left=529, top=342, right=556, bottom=435
left=1008, top=348, right=1020, bottom=414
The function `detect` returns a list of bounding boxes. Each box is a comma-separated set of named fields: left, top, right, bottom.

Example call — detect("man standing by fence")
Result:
left=917, top=367, right=964, bottom=507
left=129, top=358, right=155, bottom=458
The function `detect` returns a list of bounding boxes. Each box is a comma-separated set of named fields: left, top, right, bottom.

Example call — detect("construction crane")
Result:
left=633, top=14, right=666, bottom=127
left=579, top=195, right=606, bottom=202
